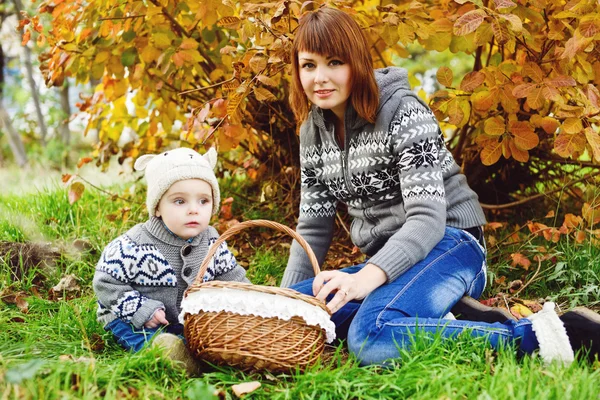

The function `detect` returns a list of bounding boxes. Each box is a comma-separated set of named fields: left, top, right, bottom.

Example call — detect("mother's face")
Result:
left=298, top=51, right=352, bottom=121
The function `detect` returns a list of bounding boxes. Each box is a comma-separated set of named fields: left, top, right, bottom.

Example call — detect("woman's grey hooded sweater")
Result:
left=282, top=67, right=486, bottom=287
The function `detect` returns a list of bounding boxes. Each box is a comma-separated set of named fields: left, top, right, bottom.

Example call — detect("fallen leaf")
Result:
left=232, top=381, right=261, bottom=397
left=52, top=275, right=81, bottom=293
left=510, top=303, right=533, bottom=318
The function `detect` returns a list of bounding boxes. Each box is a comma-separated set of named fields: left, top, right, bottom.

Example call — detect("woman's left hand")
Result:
left=313, top=263, right=387, bottom=313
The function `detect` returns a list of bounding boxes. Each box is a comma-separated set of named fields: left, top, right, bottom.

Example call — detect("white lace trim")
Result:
left=179, top=288, right=336, bottom=343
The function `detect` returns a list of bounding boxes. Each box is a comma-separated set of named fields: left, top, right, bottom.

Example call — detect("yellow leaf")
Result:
left=562, top=118, right=583, bottom=134
left=381, top=23, right=399, bottom=46
left=539, top=117, right=559, bottom=134
left=152, top=32, right=172, bottom=49
left=446, top=98, right=464, bottom=126
left=584, top=127, right=600, bottom=162
left=484, top=116, right=505, bottom=136
left=491, top=19, right=509, bottom=44
left=511, top=304, right=533, bottom=318
left=180, top=38, right=198, bottom=50
left=481, top=139, right=502, bottom=165
left=499, top=14, right=522, bottom=32
left=253, top=87, right=277, bottom=102
left=249, top=54, right=267, bottom=74
left=140, top=46, right=161, bottom=63
left=68, top=182, right=85, bottom=205
left=397, top=22, right=416, bottom=45
left=526, top=87, right=545, bottom=110
left=256, top=75, right=278, bottom=87
left=471, top=90, right=497, bottom=111
left=523, top=62, right=544, bottom=83
left=217, top=16, right=241, bottom=29
left=436, top=66, right=453, bottom=87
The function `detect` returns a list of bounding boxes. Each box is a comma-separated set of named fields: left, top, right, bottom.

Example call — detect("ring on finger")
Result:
left=339, top=288, right=349, bottom=297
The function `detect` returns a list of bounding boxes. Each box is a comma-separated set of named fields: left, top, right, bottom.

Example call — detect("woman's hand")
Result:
left=144, top=308, right=169, bottom=329
left=313, top=263, right=387, bottom=313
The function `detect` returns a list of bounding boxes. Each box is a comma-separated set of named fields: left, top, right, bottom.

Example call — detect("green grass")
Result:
left=2, top=184, right=600, bottom=399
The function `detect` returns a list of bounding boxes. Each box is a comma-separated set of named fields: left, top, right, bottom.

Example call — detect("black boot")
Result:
left=451, top=296, right=517, bottom=324
left=560, top=307, right=600, bottom=363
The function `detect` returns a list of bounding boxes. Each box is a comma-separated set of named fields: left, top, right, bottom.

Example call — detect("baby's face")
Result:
left=156, top=179, right=213, bottom=240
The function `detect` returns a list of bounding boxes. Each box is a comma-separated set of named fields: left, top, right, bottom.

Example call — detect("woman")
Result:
left=282, top=6, right=600, bottom=365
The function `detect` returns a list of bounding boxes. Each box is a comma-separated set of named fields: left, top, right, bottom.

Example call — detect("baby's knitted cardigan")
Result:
left=93, top=217, right=248, bottom=329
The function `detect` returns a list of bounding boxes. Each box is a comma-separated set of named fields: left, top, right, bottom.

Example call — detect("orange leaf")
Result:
left=563, top=213, right=582, bottom=229
left=539, top=117, right=559, bottom=134
left=460, top=71, right=485, bottom=92
left=542, top=85, right=561, bottom=101
left=436, top=66, right=453, bottom=87
left=21, top=29, right=31, bottom=46
left=256, top=75, right=278, bottom=87
left=554, top=132, right=587, bottom=157
left=494, top=0, right=516, bottom=9
left=484, top=116, right=505, bottom=136
left=545, top=210, right=555, bottom=218
left=523, top=62, right=544, bottom=83
left=544, top=75, right=576, bottom=87
left=249, top=54, right=267, bottom=74
left=512, top=83, right=536, bottom=98
left=179, top=38, right=198, bottom=50
left=486, top=222, right=504, bottom=230
left=586, top=84, right=600, bottom=108
left=453, top=10, right=487, bottom=36
left=77, top=157, right=93, bottom=168
left=575, top=230, right=586, bottom=243
left=508, top=138, right=529, bottom=162
left=511, top=253, right=531, bottom=270
left=68, top=182, right=85, bottom=205
left=584, top=127, right=600, bottom=162
left=62, top=173, right=73, bottom=184
left=509, top=121, right=538, bottom=150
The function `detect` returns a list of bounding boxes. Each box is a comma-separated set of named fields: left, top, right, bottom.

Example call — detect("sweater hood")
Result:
left=376, top=67, right=410, bottom=110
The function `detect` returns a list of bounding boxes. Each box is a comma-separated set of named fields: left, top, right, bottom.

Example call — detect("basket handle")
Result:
left=195, top=219, right=321, bottom=285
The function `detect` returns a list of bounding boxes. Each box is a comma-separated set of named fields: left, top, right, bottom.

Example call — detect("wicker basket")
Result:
left=181, top=220, right=332, bottom=373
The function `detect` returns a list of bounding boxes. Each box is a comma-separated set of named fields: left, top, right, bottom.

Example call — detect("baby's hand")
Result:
left=144, top=309, right=168, bottom=329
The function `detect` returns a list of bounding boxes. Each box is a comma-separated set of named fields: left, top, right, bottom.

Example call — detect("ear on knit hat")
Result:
left=133, top=154, right=155, bottom=171
left=203, top=147, right=217, bottom=170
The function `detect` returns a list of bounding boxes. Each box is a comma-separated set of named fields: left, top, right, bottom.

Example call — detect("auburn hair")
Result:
left=289, top=7, right=379, bottom=124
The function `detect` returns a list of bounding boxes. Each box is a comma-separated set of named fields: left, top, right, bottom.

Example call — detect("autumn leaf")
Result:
left=554, top=132, right=587, bottom=157
left=508, top=138, right=529, bottom=162
left=509, top=121, right=538, bottom=150
left=526, top=87, right=545, bottom=110
left=499, top=14, right=522, bottom=32
left=584, top=127, right=600, bottom=162
left=21, top=29, right=31, bottom=46
left=484, top=116, right=505, bottom=136
left=491, top=19, right=509, bottom=44
left=562, top=118, right=583, bottom=134
left=436, top=66, right=453, bottom=87
left=512, top=83, right=536, bottom=98
left=77, top=157, right=93, bottom=168
left=544, top=75, right=576, bottom=87
left=511, top=253, right=531, bottom=270
left=453, top=10, right=487, bottom=36
left=460, top=71, right=485, bottom=92
left=481, top=139, right=502, bottom=165
left=253, top=87, right=277, bottom=102
left=256, top=75, right=278, bottom=87
left=232, top=381, right=261, bottom=397
left=68, top=182, right=85, bottom=205
left=217, top=16, right=241, bottom=29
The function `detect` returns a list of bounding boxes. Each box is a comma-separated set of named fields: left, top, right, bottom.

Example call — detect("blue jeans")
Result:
left=291, top=227, right=539, bottom=365
left=105, top=319, right=184, bottom=353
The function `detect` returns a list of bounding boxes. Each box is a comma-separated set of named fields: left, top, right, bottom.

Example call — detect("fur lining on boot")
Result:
left=528, top=302, right=574, bottom=365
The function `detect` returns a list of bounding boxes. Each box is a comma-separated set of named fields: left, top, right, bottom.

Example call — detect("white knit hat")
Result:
left=133, top=147, right=220, bottom=217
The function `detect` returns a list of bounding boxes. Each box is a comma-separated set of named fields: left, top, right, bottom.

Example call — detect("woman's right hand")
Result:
left=144, top=308, right=169, bottom=329
left=313, top=263, right=387, bottom=313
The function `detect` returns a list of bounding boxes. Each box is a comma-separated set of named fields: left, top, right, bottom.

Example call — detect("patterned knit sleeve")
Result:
left=282, top=132, right=337, bottom=288
left=367, top=96, right=447, bottom=282
left=92, top=235, right=170, bottom=329
left=206, top=233, right=250, bottom=283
